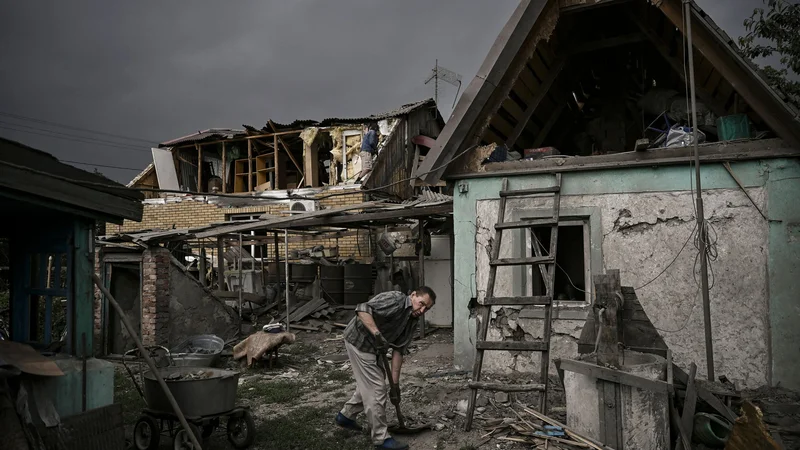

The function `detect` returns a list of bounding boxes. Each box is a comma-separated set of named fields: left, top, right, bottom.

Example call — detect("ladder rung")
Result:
left=500, top=186, right=560, bottom=197
left=490, top=256, right=554, bottom=267
left=476, top=341, right=549, bottom=351
left=495, top=218, right=558, bottom=230
left=469, top=382, right=546, bottom=392
left=482, top=296, right=552, bottom=306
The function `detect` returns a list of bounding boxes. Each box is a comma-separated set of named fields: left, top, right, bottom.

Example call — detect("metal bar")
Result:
left=92, top=274, right=202, bottom=450
left=221, top=141, right=227, bottom=193
left=238, top=233, right=243, bottom=333
left=284, top=230, right=290, bottom=334
left=685, top=0, right=715, bottom=382
left=217, top=237, right=225, bottom=291
left=723, top=162, right=768, bottom=220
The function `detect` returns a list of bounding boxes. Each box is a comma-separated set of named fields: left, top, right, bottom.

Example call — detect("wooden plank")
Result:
left=594, top=269, right=622, bottom=367
left=490, top=256, right=554, bottom=266
left=468, top=382, right=545, bottom=392
left=559, top=358, right=671, bottom=394
left=247, top=139, right=253, bottom=192
left=221, top=141, right=227, bottom=193
left=476, top=341, right=549, bottom=351
left=194, top=201, right=385, bottom=238
left=670, top=398, right=693, bottom=450
left=499, top=186, right=560, bottom=196
left=269, top=120, right=305, bottom=178
left=673, top=364, right=737, bottom=422
left=676, top=363, right=698, bottom=450
left=482, top=296, right=552, bottom=306
left=599, top=380, right=621, bottom=448
left=506, top=59, right=566, bottom=149
left=495, top=218, right=558, bottom=230
left=288, top=298, right=328, bottom=323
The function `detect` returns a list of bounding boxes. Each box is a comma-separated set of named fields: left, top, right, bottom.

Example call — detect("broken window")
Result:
left=227, top=214, right=268, bottom=258
left=523, top=220, right=590, bottom=303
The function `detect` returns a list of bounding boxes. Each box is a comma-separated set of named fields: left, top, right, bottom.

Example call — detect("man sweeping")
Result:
left=335, top=287, right=436, bottom=450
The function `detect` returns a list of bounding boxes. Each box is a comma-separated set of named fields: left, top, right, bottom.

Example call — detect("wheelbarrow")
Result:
left=122, top=347, right=256, bottom=450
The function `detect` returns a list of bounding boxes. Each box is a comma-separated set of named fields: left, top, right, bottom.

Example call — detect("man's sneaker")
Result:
left=375, top=437, right=409, bottom=450
left=335, top=412, right=362, bottom=432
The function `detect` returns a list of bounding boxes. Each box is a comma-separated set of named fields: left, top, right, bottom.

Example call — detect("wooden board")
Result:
left=559, top=358, right=672, bottom=394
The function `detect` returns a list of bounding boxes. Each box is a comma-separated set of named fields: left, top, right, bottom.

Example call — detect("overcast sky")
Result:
left=0, top=0, right=770, bottom=184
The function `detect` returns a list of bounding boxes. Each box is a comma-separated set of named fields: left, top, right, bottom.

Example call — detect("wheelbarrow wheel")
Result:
left=227, top=410, right=256, bottom=449
left=133, top=415, right=160, bottom=450
left=173, top=423, right=203, bottom=450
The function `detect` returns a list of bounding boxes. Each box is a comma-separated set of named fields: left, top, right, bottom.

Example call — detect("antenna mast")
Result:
left=425, top=60, right=462, bottom=109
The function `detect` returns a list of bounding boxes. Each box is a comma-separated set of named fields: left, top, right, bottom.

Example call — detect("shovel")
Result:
left=376, top=349, right=432, bottom=435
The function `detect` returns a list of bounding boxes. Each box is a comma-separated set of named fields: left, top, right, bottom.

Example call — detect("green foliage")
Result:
left=739, top=0, right=800, bottom=96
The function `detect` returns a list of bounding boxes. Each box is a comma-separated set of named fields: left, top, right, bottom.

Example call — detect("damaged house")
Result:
left=95, top=99, right=450, bottom=353
left=420, top=0, right=800, bottom=395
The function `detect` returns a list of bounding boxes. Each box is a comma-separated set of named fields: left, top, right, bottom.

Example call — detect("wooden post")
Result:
left=273, top=133, right=281, bottom=189
left=593, top=269, right=622, bottom=449
left=221, top=141, right=227, bottom=193
left=418, top=219, right=426, bottom=338
left=247, top=139, right=253, bottom=192
left=217, top=237, right=226, bottom=291
left=199, top=247, right=207, bottom=287
left=303, top=140, right=319, bottom=187
left=196, top=143, right=203, bottom=192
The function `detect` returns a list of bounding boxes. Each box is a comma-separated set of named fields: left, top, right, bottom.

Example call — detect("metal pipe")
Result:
left=684, top=0, right=715, bottom=381
left=238, top=233, right=243, bottom=333
left=284, top=230, right=290, bottom=333
left=92, top=274, right=202, bottom=449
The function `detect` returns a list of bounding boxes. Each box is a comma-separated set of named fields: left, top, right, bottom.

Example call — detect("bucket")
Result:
left=344, top=263, right=373, bottom=306
left=320, top=266, right=345, bottom=305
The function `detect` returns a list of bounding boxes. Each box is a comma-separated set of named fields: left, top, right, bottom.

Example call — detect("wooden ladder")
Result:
left=465, top=174, right=562, bottom=431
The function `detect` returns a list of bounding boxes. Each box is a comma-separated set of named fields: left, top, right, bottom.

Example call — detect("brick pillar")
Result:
left=141, top=246, right=171, bottom=347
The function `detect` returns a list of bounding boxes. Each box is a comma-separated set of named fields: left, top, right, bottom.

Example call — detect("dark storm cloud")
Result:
left=0, top=0, right=768, bottom=183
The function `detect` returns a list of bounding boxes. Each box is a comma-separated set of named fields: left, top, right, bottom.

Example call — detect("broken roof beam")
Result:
left=415, top=0, right=554, bottom=185
left=505, top=58, right=566, bottom=149
left=658, top=0, right=800, bottom=148
left=626, top=10, right=729, bottom=118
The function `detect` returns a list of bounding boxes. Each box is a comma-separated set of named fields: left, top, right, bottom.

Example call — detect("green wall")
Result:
left=452, top=159, right=799, bottom=389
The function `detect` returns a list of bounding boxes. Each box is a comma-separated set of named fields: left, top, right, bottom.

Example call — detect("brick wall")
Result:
left=108, top=192, right=374, bottom=260
left=141, top=247, right=170, bottom=346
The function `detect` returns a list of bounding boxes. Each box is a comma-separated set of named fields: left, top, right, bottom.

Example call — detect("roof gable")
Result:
left=418, top=0, right=800, bottom=184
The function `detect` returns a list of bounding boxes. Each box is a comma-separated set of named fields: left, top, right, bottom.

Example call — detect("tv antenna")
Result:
left=425, top=59, right=462, bottom=109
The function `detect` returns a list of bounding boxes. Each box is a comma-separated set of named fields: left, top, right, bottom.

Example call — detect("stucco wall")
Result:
left=453, top=158, right=799, bottom=390
left=474, top=188, right=768, bottom=386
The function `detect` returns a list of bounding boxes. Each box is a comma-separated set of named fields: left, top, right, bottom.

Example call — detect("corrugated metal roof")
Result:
left=248, top=98, right=436, bottom=132
left=159, top=128, right=246, bottom=147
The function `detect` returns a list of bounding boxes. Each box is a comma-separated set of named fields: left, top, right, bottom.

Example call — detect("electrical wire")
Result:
left=0, top=124, right=150, bottom=152
left=0, top=111, right=159, bottom=145
left=634, top=222, right=698, bottom=290
left=0, top=141, right=480, bottom=200
left=61, top=160, right=144, bottom=172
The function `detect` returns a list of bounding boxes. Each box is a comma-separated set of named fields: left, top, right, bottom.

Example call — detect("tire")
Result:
left=133, top=415, right=160, bottom=450
left=227, top=410, right=256, bottom=449
left=173, top=423, right=203, bottom=450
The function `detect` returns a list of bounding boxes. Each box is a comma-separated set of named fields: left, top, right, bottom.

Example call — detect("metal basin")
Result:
left=143, top=367, right=240, bottom=418
left=170, top=334, right=224, bottom=367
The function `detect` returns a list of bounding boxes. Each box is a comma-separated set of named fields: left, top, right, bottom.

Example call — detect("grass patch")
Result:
left=324, top=369, right=354, bottom=383
left=113, top=369, right=147, bottom=427
left=240, top=379, right=307, bottom=404
left=254, top=405, right=372, bottom=450
left=282, top=342, right=317, bottom=355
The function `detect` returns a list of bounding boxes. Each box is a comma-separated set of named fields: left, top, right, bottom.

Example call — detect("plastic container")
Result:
left=716, top=114, right=751, bottom=141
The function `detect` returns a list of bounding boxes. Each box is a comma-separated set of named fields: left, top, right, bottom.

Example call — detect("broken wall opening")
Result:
left=528, top=224, right=587, bottom=301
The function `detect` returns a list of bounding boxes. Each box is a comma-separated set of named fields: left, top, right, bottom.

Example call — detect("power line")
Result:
left=0, top=120, right=151, bottom=151
left=0, top=125, right=150, bottom=152
left=61, top=160, right=144, bottom=172
left=0, top=111, right=159, bottom=145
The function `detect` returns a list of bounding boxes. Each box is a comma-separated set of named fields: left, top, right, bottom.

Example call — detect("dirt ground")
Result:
left=114, top=328, right=566, bottom=450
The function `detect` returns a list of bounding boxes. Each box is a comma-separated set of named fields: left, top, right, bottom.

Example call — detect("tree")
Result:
left=739, top=0, right=800, bottom=97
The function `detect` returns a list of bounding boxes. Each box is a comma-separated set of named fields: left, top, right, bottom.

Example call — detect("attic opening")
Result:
left=478, top=1, right=778, bottom=159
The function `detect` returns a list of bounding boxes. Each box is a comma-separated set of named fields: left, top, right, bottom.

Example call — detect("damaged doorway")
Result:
left=525, top=220, right=590, bottom=303
left=105, top=262, right=141, bottom=355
